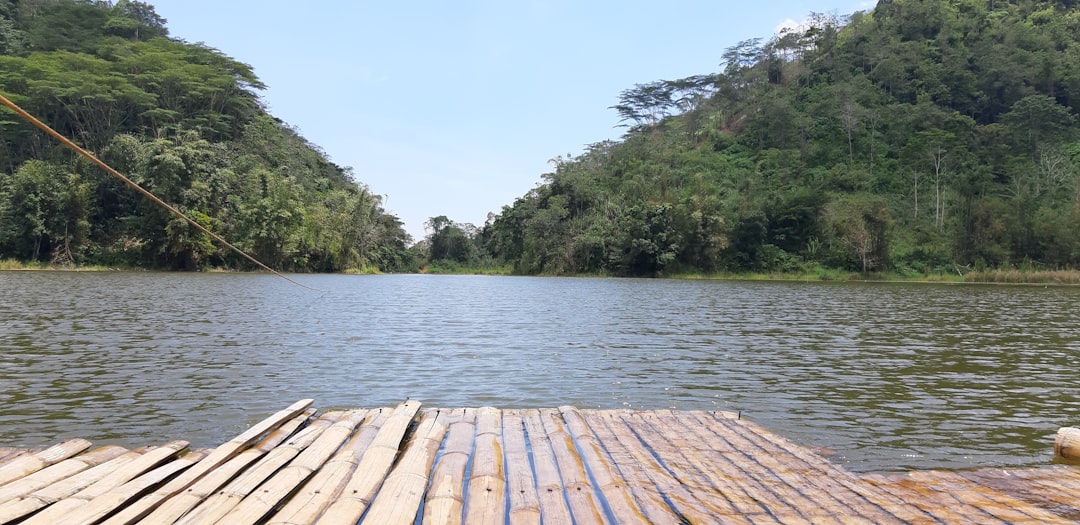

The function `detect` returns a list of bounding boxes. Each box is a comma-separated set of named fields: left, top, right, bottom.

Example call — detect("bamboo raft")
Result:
left=0, top=400, right=1077, bottom=524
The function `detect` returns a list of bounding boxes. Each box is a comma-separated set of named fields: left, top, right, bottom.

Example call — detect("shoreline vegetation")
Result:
left=7, top=258, right=1080, bottom=285
left=5, top=2, right=1080, bottom=278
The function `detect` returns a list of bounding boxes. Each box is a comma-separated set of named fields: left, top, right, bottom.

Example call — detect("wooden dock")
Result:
left=0, top=399, right=1077, bottom=524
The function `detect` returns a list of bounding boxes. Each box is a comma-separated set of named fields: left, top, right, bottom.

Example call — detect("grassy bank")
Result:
left=421, top=261, right=513, bottom=275
left=0, top=259, right=117, bottom=271
left=8, top=256, right=1080, bottom=285
left=669, top=265, right=967, bottom=283
left=963, top=269, right=1080, bottom=284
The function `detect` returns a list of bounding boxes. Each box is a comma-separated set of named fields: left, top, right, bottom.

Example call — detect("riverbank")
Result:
left=7, top=258, right=1080, bottom=285
left=675, top=268, right=1080, bottom=285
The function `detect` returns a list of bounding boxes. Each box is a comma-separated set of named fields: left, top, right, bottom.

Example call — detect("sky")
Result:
left=149, top=0, right=875, bottom=242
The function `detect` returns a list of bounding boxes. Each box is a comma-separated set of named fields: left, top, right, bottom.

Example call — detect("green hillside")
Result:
left=0, top=0, right=416, bottom=272
left=467, top=0, right=1080, bottom=277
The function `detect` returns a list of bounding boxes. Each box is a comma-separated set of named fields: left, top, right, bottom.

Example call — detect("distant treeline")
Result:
left=426, top=0, right=1080, bottom=277
left=0, top=0, right=418, bottom=271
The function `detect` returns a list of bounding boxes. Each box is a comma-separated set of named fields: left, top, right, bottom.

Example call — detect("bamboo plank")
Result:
left=575, top=411, right=677, bottom=524
left=539, top=408, right=608, bottom=524
left=711, top=412, right=942, bottom=525
left=318, top=400, right=423, bottom=525
left=502, top=410, right=541, bottom=525
left=0, top=445, right=127, bottom=505
left=995, top=467, right=1080, bottom=493
left=862, top=474, right=1011, bottom=524
left=94, top=400, right=316, bottom=525
left=616, top=410, right=775, bottom=523
left=632, top=410, right=783, bottom=524
left=18, top=440, right=189, bottom=525
left=123, top=408, right=317, bottom=525
left=908, top=470, right=1073, bottom=524
left=360, top=409, right=449, bottom=524
left=0, top=448, right=24, bottom=464
left=217, top=409, right=370, bottom=525
left=423, top=408, right=476, bottom=525
left=582, top=411, right=718, bottom=524
left=559, top=407, right=654, bottom=525
left=958, top=469, right=1080, bottom=521
left=521, top=409, right=574, bottom=525
left=0, top=438, right=92, bottom=486
left=677, top=410, right=881, bottom=523
left=45, top=450, right=208, bottom=525
left=265, top=409, right=389, bottom=525
left=697, top=412, right=869, bottom=520
left=176, top=412, right=342, bottom=525
left=462, top=407, right=506, bottom=525
left=0, top=450, right=144, bottom=524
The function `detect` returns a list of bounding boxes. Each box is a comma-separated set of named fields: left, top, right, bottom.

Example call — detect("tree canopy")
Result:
left=466, top=0, right=1080, bottom=276
left=0, top=0, right=417, bottom=272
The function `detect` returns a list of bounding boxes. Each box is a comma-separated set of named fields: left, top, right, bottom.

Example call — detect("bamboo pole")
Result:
left=671, top=410, right=849, bottom=523
left=0, top=448, right=25, bottom=464
left=986, top=466, right=1080, bottom=494
left=463, top=407, right=506, bottom=525
left=577, top=411, right=676, bottom=524
left=704, top=412, right=870, bottom=522
left=861, top=471, right=1007, bottom=523
left=644, top=411, right=766, bottom=523
left=540, top=408, right=608, bottom=524
left=502, top=410, right=541, bottom=525
left=908, top=470, right=1071, bottom=524
left=98, top=399, right=314, bottom=525
left=0, top=438, right=92, bottom=486
left=19, top=440, right=189, bottom=524
left=317, top=400, right=423, bottom=525
left=217, top=409, right=370, bottom=525
left=423, top=408, right=476, bottom=525
left=1055, top=427, right=1080, bottom=463
left=521, top=409, right=574, bottom=525
left=583, top=410, right=716, bottom=524
left=709, top=411, right=941, bottom=524
left=266, top=409, right=389, bottom=525
left=175, top=412, right=342, bottom=525
left=558, top=407, right=652, bottom=524
left=358, top=409, right=448, bottom=524
left=0, top=450, right=144, bottom=523
left=46, top=450, right=209, bottom=525
left=0, top=445, right=126, bottom=505
left=959, top=467, right=1080, bottom=515
left=119, top=408, right=317, bottom=525
left=615, top=410, right=765, bottom=523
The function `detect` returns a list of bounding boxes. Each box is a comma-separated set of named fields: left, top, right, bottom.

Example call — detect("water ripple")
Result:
left=2, top=272, right=1079, bottom=472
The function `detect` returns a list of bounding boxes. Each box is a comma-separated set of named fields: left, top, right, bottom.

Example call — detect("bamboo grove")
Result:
left=0, top=0, right=417, bottom=272
left=439, top=0, right=1080, bottom=276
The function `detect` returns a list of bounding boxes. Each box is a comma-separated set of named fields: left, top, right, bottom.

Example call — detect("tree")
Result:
left=823, top=194, right=892, bottom=272
left=0, top=14, right=26, bottom=55
left=903, top=130, right=955, bottom=230
left=425, top=215, right=479, bottom=266
left=1001, top=95, right=1077, bottom=161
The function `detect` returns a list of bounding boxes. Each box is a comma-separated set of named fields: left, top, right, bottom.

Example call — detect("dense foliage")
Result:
left=454, top=0, right=1080, bottom=276
left=0, top=0, right=416, bottom=271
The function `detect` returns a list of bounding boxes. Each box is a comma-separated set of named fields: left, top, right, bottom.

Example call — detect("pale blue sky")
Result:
left=150, top=1, right=874, bottom=241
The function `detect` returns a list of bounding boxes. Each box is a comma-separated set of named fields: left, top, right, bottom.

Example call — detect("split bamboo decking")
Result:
left=0, top=399, right=1077, bottom=524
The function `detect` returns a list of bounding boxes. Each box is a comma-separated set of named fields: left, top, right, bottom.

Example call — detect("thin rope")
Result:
left=0, top=91, right=326, bottom=292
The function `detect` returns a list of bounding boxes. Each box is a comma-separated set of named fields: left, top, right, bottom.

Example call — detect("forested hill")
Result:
left=472, top=0, right=1080, bottom=276
left=0, top=0, right=417, bottom=272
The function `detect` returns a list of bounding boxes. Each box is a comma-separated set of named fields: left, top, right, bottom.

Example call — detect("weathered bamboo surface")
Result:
left=1, top=400, right=1077, bottom=524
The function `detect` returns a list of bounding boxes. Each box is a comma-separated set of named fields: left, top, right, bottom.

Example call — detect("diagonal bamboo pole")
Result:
left=0, top=91, right=326, bottom=292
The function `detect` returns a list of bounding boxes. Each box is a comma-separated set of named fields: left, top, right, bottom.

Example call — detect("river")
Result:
left=1, top=271, right=1078, bottom=473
